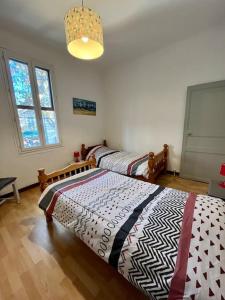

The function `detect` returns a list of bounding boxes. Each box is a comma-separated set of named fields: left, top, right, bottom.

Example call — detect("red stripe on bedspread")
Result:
left=168, top=192, right=197, bottom=300
left=127, top=154, right=148, bottom=176
left=46, top=169, right=109, bottom=216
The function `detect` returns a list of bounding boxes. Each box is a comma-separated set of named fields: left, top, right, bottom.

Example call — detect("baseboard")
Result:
left=0, top=182, right=39, bottom=199
left=167, top=170, right=180, bottom=176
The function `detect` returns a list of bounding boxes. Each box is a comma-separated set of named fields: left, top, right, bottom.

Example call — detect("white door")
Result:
left=180, top=81, right=225, bottom=182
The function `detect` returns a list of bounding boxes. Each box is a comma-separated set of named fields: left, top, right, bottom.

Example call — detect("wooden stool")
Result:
left=0, top=177, right=20, bottom=205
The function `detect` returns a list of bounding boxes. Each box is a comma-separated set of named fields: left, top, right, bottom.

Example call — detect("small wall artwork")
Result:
left=73, top=98, right=96, bottom=116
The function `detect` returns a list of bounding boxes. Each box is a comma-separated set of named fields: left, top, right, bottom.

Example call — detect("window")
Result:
left=4, top=51, right=60, bottom=151
left=35, top=67, right=59, bottom=145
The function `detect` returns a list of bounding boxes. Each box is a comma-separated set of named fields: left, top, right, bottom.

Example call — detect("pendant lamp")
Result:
left=64, top=1, right=104, bottom=60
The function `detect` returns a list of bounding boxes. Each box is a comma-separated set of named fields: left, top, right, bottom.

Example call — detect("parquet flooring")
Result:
left=157, top=174, right=208, bottom=195
left=0, top=175, right=208, bottom=300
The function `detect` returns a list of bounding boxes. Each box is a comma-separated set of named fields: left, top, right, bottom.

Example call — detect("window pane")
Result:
left=35, top=67, right=52, bottom=108
left=9, top=59, right=34, bottom=106
left=42, top=111, right=59, bottom=145
left=17, top=109, right=41, bottom=148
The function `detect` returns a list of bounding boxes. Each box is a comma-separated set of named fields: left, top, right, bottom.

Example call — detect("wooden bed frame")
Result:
left=38, top=158, right=96, bottom=223
left=81, top=140, right=168, bottom=184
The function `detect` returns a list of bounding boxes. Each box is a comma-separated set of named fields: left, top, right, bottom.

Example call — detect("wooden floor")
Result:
left=157, top=174, right=208, bottom=195
left=0, top=175, right=208, bottom=300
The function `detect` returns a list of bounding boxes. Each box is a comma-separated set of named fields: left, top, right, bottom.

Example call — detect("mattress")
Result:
left=86, top=145, right=149, bottom=177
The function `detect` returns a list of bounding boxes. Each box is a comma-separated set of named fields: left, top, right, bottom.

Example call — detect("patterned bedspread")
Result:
left=86, top=145, right=149, bottom=177
left=39, top=168, right=225, bottom=300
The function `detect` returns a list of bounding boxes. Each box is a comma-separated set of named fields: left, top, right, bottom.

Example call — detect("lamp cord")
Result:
left=82, top=0, right=84, bottom=6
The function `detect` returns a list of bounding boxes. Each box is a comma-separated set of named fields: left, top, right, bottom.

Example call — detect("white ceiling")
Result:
left=1, top=0, right=225, bottom=67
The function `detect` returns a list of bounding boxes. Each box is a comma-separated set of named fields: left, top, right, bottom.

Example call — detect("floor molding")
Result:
left=167, top=170, right=180, bottom=176
left=0, top=182, right=39, bottom=199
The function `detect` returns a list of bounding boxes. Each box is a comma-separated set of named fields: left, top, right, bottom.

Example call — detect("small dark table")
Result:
left=208, top=180, right=225, bottom=200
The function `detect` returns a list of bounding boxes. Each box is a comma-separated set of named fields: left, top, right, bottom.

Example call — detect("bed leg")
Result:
left=149, top=176, right=156, bottom=184
left=163, top=144, right=169, bottom=172
left=38, top=168, right=48, bottom=192
left=148, top=152, right=156, bottom=184
left=81, top=144, right=86, bottom=161
left=45, top=212, right=53, bottom=223
left=90, top=154, right=97, bottom=168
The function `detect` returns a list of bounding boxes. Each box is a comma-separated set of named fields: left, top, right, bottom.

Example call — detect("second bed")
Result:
left=81, top=140, right=169, bottom=183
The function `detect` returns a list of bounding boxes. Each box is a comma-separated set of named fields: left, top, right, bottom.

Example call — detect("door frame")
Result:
left=180, top=80, right=225, bottom=182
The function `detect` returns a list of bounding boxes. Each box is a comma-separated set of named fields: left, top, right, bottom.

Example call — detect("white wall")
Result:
left=0, top=28, right=105, bottom=190
left=103, top=24, right=225, bottom=172
left=1, top=23, right=225, bottom=192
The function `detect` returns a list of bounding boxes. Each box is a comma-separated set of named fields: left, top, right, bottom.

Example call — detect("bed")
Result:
left=81, top=140, right=168, bottom=183
left=38, top=160, right=225, bottom=300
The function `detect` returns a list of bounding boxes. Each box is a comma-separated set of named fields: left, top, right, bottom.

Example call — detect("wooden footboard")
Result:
left=38, top=157, right=96, bottom=192
left=148, top=144, right=169, bottom=183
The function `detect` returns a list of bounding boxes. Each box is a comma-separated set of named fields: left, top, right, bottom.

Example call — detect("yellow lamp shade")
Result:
left=64, top=7, right=104, bottom=60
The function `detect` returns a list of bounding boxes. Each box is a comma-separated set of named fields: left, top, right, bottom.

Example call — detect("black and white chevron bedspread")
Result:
left=39, top=168, right=225, bottom=300
left=86, top=145, right=149, bottom=177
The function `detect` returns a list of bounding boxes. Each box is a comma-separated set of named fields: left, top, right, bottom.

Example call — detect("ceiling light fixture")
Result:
left=64, top=0, right=104, bottom=60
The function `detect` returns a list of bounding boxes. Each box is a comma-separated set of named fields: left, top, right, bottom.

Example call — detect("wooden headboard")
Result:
left=38, top=157, right=96, bottom=192
left=81, top=139, right=107, bottom=160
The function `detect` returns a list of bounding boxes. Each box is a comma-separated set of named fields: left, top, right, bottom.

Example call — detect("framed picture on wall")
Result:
left=73, top=98, right=96, bottom=116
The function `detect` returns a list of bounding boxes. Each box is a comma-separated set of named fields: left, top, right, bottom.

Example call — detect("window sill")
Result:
left=18, top=144, right=64, bottom=156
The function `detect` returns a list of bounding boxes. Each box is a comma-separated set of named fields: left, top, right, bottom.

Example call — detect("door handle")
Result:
left=186, top=132, right=192, bottom=136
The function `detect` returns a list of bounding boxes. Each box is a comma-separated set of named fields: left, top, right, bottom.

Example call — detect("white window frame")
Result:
left=1, top=48, right=61, bottom=153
